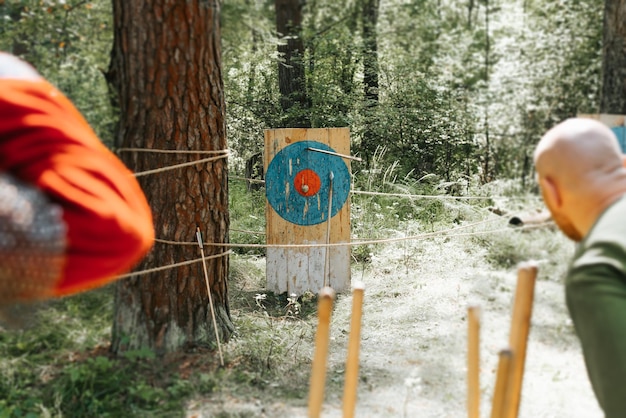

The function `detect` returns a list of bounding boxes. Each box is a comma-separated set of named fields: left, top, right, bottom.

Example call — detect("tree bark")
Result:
left=275, top=0, right=311, bottom=128
left=482, top=0, right=491, bottom=183
left=600, top=0, right=626, bottom=113
left=108, top=0, right=233, bottom=355
left=6, top=4, right=29, bottom=58
left=467, top=0, right=475, bottom=29
left=361, top=0, right=380, bottom=167
left=362, top=0, right=379, bottom=106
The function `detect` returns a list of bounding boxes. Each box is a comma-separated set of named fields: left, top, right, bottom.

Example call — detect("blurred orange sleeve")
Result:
left=0, top=77, right=154, bottom=296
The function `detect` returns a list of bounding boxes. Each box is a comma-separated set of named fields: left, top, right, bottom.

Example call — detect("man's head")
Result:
left=534, top=118, right=626, bottom=241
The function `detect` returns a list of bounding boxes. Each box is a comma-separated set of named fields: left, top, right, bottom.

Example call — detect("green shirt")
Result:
left=567, top=196, right=626, bottom=417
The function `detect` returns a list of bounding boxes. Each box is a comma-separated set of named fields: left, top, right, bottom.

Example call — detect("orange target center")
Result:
left=294, top=169, right=321, bottom=197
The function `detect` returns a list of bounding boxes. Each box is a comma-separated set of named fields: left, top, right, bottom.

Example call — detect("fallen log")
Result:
left=508, top=210, right=552, bottom=227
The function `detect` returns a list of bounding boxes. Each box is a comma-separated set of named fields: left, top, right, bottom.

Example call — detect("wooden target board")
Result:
left=264, top=128, right=351, bottom=295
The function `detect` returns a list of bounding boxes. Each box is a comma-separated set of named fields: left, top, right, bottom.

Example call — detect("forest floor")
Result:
left=188, top=219, right=604, bottom=418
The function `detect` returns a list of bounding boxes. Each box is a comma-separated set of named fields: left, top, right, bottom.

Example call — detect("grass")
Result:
left=0, top=169, right=572, bottom=417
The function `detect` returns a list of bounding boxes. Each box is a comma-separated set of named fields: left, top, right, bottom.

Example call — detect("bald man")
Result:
left=534, top=118, right=626, bottom=417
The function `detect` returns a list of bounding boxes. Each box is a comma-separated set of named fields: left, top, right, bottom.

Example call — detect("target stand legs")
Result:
left=308, top=287, right=336, bottom=418
left=342, top=282, right=365, bottom=418
left=468, top=262, right=537, bottom=418
left=307, top=283, right=366, bottom=418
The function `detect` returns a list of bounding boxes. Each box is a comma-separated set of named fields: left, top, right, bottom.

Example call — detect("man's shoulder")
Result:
left=589, top=196, right=626, bottom=238
left=572, top=196, right=626, bottom=272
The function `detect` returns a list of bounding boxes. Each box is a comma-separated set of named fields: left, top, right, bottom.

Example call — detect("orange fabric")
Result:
left=0, top=77, right=154, bottom=297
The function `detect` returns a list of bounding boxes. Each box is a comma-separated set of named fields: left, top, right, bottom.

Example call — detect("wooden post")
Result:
left=265, top=128, right=352, bottom=295
left=504, top=262, right=538, bottom=418
left=342, top=282, right=365, bottom=418
left=308, top=287, right=336, bottom=418
left=467, top=305, right=481, bottom=418
left=490, top=348, right=514, bottom=418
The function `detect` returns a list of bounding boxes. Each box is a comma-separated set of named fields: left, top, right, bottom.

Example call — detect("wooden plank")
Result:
left=467, top=305, right=481, bottom=418
left=490, top=348, right=514, bottom=418
left=265, top=128, right=351, bottom=295
left=308, top=287, right=336, bottom=418
left=504, top=262, right=538, bottom=418
left=342, top=282, right=365, bottom=418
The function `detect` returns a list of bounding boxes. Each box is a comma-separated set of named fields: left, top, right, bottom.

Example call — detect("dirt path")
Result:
left=190, top=232, right=603, bottom=417
left=317, top=236, right=603, bottom=418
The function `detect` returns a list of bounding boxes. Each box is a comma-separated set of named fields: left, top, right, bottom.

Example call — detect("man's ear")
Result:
left=539, top=175, right=562, bottom=209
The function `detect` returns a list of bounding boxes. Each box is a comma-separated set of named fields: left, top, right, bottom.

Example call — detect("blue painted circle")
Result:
left=266, top=141, right=351, bottom=226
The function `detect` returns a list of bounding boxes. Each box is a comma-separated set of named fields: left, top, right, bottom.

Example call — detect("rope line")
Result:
left=350, top=190, right=494, bottom=200
left=122, top=221, right=552, bottom=279
left=231, top=228, right=266, bottom=235
left=230, top=176, right=265, bottom=184
left=225, top=177, right=516, bottom=202
left=155, top=238, right=228, bottom=247
left=134, top=154, right=229, bottom=177
left=152, top=220, right=551, bottom=249
left=114, top=250, right=232, bottom=280
left=112, top=148, right=548, bottom=278
left=116, top=148, right=229, bottom=155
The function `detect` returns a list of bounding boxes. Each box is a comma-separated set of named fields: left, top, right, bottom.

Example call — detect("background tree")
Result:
left=107, top=0, right=234, bottom=354
left=275, top=0, right=311, bottom=127
left=359, top=0, right=380, bottom=167
left=219, top=0, right=601, bottom=185
left=600, top=0, right=626, bottom=113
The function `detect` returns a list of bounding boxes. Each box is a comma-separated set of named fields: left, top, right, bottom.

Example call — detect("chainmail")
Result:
left=0, top=173, right=66, bottom=304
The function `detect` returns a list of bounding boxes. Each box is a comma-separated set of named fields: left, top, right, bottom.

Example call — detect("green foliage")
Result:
left=228, top=181, right=266, bottom=256
left=0, top=289, right=198, bottom=417
left=353, top=69, right=476, bottom=180
left=46, top=353, right=198, bottom=417
left=491, top=0, right=602, bottom=179
left=225, top=318, right=311, bottom=399
left=479, top=226, right=574, bottom=281
left=0, top=0, right=115, bottom=145
left=222, top=0, right=282, bottom=171
left=350, top=152, right=490, bottom=263
left=466, top=180, right=574, bottom=280
left=1, top=0, right=605, bottom=182
left=0, top=1, right=606, bottom=414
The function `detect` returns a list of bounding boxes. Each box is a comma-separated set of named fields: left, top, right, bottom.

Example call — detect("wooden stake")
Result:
left=196, top=228, right=224, bottom=367
left=504, top=262, right=538, bottom=418
left=308, top=287, right=336, bottom=418
left=490, top=348, right=514, bottom=418
left=468, top=305, right=481, bottom=418
left=342, top=282, right=365, bottom=418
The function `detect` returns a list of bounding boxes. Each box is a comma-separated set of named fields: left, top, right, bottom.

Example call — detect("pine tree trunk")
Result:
left=107, top=0, right=233, bottom=355
left=600, top=0, right=626, bottom=113
left=361, top=0, right=380, bottom=167
left=275, top=0, right=311, bottom=128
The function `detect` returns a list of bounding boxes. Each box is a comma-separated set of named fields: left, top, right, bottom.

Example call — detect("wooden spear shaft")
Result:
left=342, top=282, right=365, bottom=418
left=504, top=262, right=538, bottom=418
left=467, top=305, right=481, bottom=418
left=308, top=287, right=336, bottom=418
left=196, top=228, right=224, bottom=367
left=324, top=171, right=334, bottom=288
